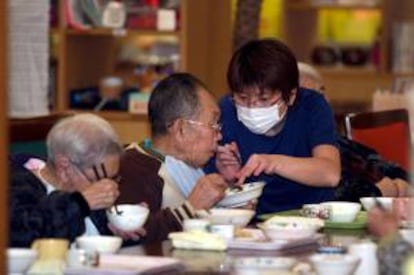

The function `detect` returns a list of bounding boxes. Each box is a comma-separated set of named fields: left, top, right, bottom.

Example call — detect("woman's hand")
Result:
left=216, top=142, right=242, bottom=182
left=236, top=154, right=278, bottom=185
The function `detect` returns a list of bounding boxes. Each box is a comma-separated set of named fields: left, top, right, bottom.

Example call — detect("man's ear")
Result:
left=168, top=119, right=187, bottom=143
left=54, top=154, right=71, bottom=182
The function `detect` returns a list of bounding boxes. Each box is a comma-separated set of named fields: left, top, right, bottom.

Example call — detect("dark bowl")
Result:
left=311, top=46, right=339, bottom=66
left=341, top=47, right=369, bottom=66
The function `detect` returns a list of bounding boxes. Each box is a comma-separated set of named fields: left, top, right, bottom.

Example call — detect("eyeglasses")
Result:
left=183, top=119, right=222, bottom=132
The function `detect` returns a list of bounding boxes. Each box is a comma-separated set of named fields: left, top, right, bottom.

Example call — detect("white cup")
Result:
left=348, top=241, right=378, bottom=275
left=209, top=224, right=235, bottom=240
left=183, top=219, right=210, bottom=232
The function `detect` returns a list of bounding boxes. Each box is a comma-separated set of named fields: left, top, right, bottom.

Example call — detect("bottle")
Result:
left=102, top=0, right=126, bottom=29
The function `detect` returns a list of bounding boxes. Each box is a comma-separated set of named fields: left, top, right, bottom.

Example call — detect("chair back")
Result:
left=344, top=109, right=411, bottom=171
left=9, top=113, right=72, bottom=157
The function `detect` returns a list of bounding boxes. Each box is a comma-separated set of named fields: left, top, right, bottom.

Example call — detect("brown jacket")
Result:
left=118, top=143, right=196, bottom=243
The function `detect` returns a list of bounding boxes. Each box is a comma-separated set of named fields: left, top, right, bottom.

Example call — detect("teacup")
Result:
left=31, top=238, right=69, bottom=261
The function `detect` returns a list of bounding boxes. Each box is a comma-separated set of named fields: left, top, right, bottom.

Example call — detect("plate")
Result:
left=259, top=209, right=368, bottom=230
left=216, top=181, right=265, bottom=208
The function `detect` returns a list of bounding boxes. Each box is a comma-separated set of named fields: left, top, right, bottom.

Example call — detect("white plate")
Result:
left=228, top=233, right=322, bottom=251
left=233, top=256, right=296, bottom=272
left=216, top=181, right=265, bottom=208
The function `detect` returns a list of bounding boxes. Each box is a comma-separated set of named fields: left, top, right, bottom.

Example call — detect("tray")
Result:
left=228, top=229, right=321, bottom=251
left=259, top=209, right=368, bottom=230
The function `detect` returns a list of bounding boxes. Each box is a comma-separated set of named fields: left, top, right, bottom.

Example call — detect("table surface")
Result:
left=118, top=228, right=373, bottom=274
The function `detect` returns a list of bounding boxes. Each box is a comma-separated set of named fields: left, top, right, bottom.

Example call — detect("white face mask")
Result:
left=236, top=102, right=286, bottom=134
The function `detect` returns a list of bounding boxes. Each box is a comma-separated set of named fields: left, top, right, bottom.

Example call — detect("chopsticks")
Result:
left=101, top=164, right=123, bottom=216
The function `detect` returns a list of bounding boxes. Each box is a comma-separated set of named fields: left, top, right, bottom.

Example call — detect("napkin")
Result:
left=168, top=231, right=227, bottom=251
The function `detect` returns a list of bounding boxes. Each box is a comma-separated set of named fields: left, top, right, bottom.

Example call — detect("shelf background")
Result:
left=52, top=0, right=232, bottom=143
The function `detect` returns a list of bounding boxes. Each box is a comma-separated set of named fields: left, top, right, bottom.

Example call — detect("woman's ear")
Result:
left=288, top=89, right=297, bottom=106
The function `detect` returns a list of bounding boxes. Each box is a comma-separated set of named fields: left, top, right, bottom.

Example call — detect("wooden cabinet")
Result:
left=281, top=0, right=413, bottom=111
left=52, top=0, right=232, bottom=143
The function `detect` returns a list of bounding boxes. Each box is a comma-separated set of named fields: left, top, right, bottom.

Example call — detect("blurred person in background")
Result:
left=298, top=62, right=411, bottom=201
left=9, top=114, right=143, bottom=247
left=118, top=73, right=228, bottom=243
left=206, top=39, right=341, bottom=216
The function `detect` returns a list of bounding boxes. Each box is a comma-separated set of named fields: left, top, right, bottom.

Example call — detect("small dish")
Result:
left=310, top=254, right=360, bottom=275
left=216, top=181, right=265, bottom=208
left=259, top=216, right=323, bottom=240
left=360, top=197, right=393, bottom=211
left=196, top=208, right=254, bottom=227
left=233, top=257, right=296, bottom=274
left=320, top=202, right=361, bottom=223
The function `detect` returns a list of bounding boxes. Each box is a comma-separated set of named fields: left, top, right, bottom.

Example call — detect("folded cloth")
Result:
left=168, top=231, right=227, bottom=251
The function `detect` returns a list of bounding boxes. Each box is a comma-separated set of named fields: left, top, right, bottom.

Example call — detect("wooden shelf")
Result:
left=315, top=65, right=386, bottom=76
left=287, top=1, right=382, bottom=10
left=66, top=28, right=179, bottom=37
left=69, top=110, right=148, bottom=120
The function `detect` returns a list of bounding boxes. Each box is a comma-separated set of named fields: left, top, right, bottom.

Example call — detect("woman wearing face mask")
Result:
left=206, top=39, right=341, bottom=216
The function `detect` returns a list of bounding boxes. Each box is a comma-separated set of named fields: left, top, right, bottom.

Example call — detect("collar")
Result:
left=139, top=139, right=165, bottom=162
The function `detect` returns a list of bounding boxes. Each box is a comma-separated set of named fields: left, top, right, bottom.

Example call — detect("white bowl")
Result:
left=76, top=236, right=122, bottom=254
left=310, top=254, right=360, bottom=275
left=321, top=202, right=361, bottom=223
left=233, top=257, right=296, bottom=275
left=196, top=208, right=255, bottom=227
left=360, top=197, right=393, bottom=211
left=7, top=248, right=38, bottom=274
left=216, top=181, right=265, bottom=208
left=106, top=204, right=149, bottom=231
left=260, top=216, right=323, bottom=240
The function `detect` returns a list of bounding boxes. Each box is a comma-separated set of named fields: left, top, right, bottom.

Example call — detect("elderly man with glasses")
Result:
left=9, top=114, right=141, bottom=247
left=118, top=73, right=228, bottom=243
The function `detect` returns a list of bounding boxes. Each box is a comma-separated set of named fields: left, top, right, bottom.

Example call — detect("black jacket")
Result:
left=9, top=164, right=111, bottom=247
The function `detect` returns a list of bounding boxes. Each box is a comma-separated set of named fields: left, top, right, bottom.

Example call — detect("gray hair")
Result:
left=46, top=113, right=123, bottom=169
left=297, top=62, right=322, bottom=83
left=148, top=73, right=208, bottom=138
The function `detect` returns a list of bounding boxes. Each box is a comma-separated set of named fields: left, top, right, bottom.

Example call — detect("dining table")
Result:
left=118, top=228, right=373, bottom=274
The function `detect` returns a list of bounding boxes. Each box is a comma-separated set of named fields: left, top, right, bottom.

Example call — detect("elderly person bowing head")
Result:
left=118, top=73, right=228, bottom=242
left=9, top=114, right=124, bottom=247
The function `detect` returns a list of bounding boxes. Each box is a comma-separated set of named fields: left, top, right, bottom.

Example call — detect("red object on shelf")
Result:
left=146, top=0, right=159, bottom=8
left=127, top=11, right=157, bottom=30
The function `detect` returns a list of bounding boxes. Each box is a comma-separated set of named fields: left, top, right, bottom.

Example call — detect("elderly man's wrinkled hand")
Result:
left=216, top=142, right=242, bottom=182
left=108, top=223, right=147, bottom=241
left=188, top=173, right=227, bottom=210
left=81, top=179, right=120, bottom=210
left=368, top=207, right=399, bottom=238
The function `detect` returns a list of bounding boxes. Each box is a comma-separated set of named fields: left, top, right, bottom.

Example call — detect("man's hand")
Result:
left=368, top=207, right=399, bottom=238
left=81, top=179, right=119, bottom=210
left=108, top=223, right=147, bottom=241
left=188, top=173, right=228, bottom=210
